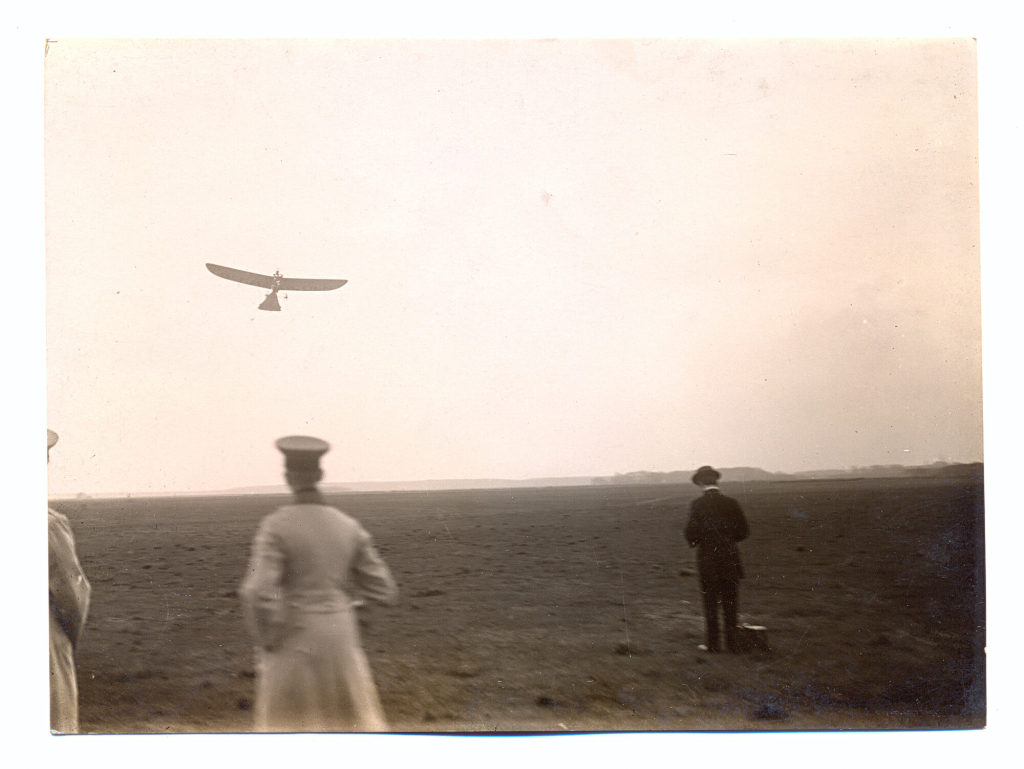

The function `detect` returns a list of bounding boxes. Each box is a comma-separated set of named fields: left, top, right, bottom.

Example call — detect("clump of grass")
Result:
left=613, top=641, right=649, bottom=656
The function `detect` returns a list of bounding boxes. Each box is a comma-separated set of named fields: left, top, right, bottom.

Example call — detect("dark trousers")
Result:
left=699, top=574, right=739, bottom=651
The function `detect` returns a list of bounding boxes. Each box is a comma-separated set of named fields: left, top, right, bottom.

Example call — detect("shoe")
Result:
left=697, top=644, right=720, bottom=653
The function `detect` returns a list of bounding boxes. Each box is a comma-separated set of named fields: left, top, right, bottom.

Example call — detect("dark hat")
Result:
left=276, top=435, right=330, bottom=471
left=47, top=429, right=59, bottom=450
left=692, top=465, right=721, bottom=485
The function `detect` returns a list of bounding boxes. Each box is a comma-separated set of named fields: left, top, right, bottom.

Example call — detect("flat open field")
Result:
left=53, top=475, right=985, bottom=733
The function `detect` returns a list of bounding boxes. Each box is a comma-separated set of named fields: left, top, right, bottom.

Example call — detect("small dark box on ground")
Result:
left=733, top=624, right=771, bottom=654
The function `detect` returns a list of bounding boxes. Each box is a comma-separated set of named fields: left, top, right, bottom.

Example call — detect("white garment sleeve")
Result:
left=239, top=521, right=288, bottom=649
left=352, top=533, right=399, bottom=606
left=48, top=512, right=91, bottom=648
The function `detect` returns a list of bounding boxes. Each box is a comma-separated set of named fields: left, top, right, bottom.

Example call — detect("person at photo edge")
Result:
left=239, top=436, right=399, bottom=732
left=684, top=465, right=749, bottom=653
left=48, top=429, right=92, bottom=733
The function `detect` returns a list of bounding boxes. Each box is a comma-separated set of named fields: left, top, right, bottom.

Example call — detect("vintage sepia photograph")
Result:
left=43, top=37, right=984, bottom=738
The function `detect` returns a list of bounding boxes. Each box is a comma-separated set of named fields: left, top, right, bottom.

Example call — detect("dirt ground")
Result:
left=54, top=475, right=984, bottom=733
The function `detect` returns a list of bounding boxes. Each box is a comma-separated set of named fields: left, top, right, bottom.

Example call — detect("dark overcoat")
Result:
left=684, top=489, right=749, bottom=582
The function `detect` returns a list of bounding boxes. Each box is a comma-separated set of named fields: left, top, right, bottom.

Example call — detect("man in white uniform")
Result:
left=239, top=436, right=398, bottom=732
left=48, top=429, right=91, bottom=733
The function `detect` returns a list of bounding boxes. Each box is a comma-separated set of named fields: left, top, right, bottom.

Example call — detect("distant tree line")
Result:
left=590, top=462, right=983, bottom=485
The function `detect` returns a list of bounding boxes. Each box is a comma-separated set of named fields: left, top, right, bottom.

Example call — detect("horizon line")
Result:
left=48, top=459, right=983, bottom=500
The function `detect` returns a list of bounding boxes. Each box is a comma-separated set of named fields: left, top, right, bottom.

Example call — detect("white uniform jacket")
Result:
left=239, top=494, right=398, bottom=732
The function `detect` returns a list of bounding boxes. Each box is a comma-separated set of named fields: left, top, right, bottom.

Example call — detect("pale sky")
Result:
left=43, top=38, right=982, bottom=495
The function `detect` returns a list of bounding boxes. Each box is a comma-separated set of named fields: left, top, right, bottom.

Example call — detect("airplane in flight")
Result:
left=206, top=263, right=348, bottom=311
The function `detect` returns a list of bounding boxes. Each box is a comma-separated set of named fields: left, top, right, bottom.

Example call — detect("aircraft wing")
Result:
left=276, top=277, right=348, bottom=292
left=207, top=263, right=347, bottom=292
left=206, top=263, right=276, bottom=288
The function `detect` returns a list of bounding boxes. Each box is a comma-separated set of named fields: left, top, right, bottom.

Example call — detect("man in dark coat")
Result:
left=685, top=465, right=749, bottom=653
